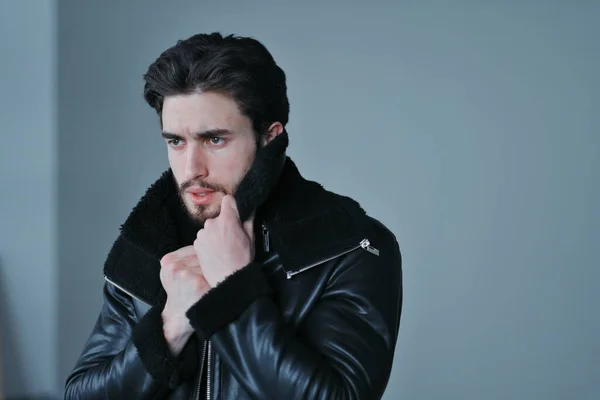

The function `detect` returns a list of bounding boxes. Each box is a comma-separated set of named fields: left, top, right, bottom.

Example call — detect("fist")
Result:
left=160, top=245, right=211, bottom=339
left=194, top=195, right=255, bottom=287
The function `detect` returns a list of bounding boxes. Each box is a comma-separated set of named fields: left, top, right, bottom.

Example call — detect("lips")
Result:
left=186, top=188, right=216, bottom=205
left=187, top=188, right=214, bottom=195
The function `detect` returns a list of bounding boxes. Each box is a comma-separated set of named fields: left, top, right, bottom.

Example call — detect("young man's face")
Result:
left=161, top=91, right=258, bottom=223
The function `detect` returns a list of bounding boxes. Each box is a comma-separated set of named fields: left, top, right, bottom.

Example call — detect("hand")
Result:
left=159, top=245, right=211, bottom=355
left=194, top=195, right=255, bottom=287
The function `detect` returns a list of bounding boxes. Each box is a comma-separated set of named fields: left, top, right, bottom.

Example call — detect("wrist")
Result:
left=162, top=309, right=193, bottom=355
left=208, top=263, right=247, bottom=287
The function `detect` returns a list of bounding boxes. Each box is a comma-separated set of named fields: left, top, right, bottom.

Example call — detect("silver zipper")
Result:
left=194, top=340, right=208, bottom=400
left=262, top=223, right=270, bottom=253
left=104, top=276, right=150, bottom=306
left=206, top=341, right=212, bottom=400
left=105, top=276, right=213, bottom=398
left=360, top=238, right=380, bottom=256
left=286, top=238, right=379, bottom=279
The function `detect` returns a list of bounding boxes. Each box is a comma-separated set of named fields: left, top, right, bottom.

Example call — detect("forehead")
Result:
left=162, top=91, right=249, bottom=133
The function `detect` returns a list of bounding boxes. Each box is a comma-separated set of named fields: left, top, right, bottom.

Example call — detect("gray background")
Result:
left=0, top=0, right=57, bottom=398
left=1, top=1, right=598, bottom=399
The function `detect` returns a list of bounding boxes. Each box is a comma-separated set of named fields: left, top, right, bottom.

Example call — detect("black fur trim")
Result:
left=104, top=130, right=371, bottom=307
left=257, top=159, right=371, bottom=273
left=234, top=130, right=288, bottom=222
left=104, top=236, right=166, bottom=306
left=132, top=304, right=199, bottom=387
left=100, top=128, right=377, bottom=388
left=104, top=131, right=289, bottom=306
left=185, top=262, right=272, bottom=341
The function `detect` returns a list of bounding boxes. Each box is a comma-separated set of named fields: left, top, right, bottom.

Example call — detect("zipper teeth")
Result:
left=104, top=276, right=149, bottom=305
left=106, top=276, right=215, bottom=399
left=195, top=341, right=208, bottom=400
left=206, top=341, right=212, bottom=400
left=286, top=238, right=379, bottom=279
left=106, top=275, right=209, bottom=398
left=286, top=243, right=362, bottom=279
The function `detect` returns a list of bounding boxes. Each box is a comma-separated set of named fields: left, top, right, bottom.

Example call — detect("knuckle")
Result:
left=192, top=277, right=206, bottom=292
left=160, top=253, right=173, bottom=266
left=163, top=261, right=176, bottom=273
left=177, top=268, right=192, bottom=279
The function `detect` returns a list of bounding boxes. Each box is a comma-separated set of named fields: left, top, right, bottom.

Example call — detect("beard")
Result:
left=178, top=141, right=264, bottom=225
left=177, top=178, right=234, bottom=224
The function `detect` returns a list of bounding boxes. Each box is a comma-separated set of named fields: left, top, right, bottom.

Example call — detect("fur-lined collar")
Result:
left=104, top=149, right=371, bottom=306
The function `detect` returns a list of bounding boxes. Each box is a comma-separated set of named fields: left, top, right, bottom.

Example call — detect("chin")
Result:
left=185, top=202, right=221, bottom=223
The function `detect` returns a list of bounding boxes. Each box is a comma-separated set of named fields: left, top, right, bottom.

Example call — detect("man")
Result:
left=65, top=32, right=403, bottom=400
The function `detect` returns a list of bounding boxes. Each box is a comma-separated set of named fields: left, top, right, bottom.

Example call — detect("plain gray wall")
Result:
left=56, top=1, right=600, bottom=399
left=0, top=0, right=58, bottom=398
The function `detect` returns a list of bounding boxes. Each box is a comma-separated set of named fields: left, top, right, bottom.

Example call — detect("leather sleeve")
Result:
left=188, top=226, right=403, bottom=400
left=64, top=282, right=196, bottom=399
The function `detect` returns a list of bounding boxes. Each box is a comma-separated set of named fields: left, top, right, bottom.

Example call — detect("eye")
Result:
left=167, top=139, right=183, bottom=148
left=209, top=136, right=225, bottom=146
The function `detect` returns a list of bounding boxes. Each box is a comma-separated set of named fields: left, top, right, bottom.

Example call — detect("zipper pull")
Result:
left=360, top=239, right=379, bottom=256
left=262, top=224, right=270, bottom=253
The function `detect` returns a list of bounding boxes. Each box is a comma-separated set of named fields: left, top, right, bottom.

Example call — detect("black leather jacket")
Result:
left=65, top=159, right=403, bottom=399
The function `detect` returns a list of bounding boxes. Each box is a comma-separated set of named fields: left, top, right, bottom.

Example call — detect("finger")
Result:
left=164, top=254, right=201, bottom=273
left=202, top=218, right=215, bottom=230
left=177, top=254, right=202, bottom=268
left=242, top=212, right=255, bottom=239
left=161, top=245, right=196, bottom=264
left=220, top=195, right=240, bottom=221
left=171, top=245, right=197, bottom=259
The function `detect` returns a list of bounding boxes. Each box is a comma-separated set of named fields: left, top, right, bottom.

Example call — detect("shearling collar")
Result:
left=104, top=147, right=371, bottom=306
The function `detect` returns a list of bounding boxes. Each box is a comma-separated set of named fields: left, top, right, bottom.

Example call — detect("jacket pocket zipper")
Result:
left=286, top=238, right=379, bottom=279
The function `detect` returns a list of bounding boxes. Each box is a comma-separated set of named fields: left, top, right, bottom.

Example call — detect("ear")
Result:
left=261, top=122, right=284, bottom=146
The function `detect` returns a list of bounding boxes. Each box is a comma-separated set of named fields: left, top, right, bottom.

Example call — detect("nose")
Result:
left=184, top=143, right=208, bottom=181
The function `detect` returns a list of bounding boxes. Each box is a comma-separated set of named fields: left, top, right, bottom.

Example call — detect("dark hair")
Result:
left=143, top=32, right=289, bottom=135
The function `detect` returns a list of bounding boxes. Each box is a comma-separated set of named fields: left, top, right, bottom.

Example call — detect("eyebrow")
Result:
left=161, top=128, right=233, bottom=140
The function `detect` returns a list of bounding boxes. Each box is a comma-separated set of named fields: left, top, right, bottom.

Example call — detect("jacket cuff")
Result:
left=186, top=262, right=271, bottom=340
left=132, top=305, right=198, bottom=388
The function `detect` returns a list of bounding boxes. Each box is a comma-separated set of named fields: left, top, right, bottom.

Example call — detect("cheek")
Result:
left=168, top=150, right=185, bottom=184
left=213, top=147, right=255, bottom=184
left=215, top=157, right=247, bottom=181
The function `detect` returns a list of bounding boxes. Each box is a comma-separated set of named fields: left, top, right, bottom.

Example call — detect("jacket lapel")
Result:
left=104, top=157, right=371, bottom=307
